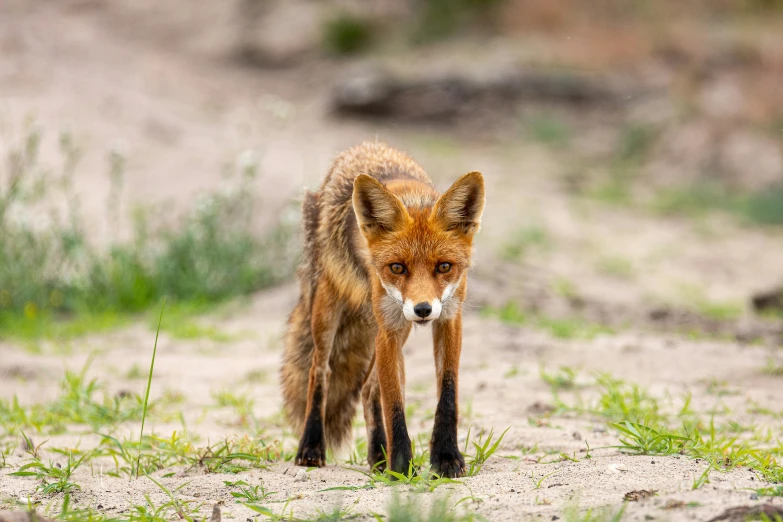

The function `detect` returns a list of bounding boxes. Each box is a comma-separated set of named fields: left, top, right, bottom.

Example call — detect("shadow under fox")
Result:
left=280, top=142, right=485, bottom=477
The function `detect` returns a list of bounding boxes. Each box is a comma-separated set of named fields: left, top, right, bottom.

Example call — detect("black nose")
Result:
left=413, top=302, right=432, bottom=318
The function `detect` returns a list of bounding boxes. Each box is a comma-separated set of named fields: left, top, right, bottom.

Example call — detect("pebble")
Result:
left=294, top=469, right=309, bottom=482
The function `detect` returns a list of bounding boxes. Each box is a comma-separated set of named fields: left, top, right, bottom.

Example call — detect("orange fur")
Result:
left=279, top=142, right=484, bottom=476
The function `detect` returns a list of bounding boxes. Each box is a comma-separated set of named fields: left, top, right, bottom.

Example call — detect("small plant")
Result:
left=540, top=365, right=577, bottom=391
left=530, top=469, right=562, bottom=489
left=225, top=479, right=277, bottom=503
left=692, top=462, right=715, bottom=490
left=464, top=427, right=508, bottom=476
left=612, top=421, right=691, bottom=456
left=10, top=450, right=91, bottom=494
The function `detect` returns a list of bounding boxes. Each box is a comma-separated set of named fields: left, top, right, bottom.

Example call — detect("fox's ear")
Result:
left=353, top=174, right=409, bottom=240
left=432, top=171, right=485, bottom=236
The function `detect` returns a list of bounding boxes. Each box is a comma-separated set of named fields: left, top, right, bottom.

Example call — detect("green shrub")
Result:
left=0, top=126, right=298, bottom=337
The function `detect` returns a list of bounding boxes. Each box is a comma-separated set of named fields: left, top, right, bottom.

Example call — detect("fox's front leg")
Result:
left=295, top=281, right=344, bottom=467
left=375, top=325, right=413, bottom=474
left=430, top=313, right=465, bottom=478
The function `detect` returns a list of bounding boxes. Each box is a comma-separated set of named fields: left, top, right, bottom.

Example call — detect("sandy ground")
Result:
left=2, top=1, right=783, bottom=521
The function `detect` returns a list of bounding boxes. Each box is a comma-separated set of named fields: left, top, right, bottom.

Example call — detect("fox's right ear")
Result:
left=352, top=174, right=409, bottom=241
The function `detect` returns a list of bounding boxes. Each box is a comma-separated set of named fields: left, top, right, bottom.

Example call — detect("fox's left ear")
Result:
left=432, top=171, right=485, bottom=236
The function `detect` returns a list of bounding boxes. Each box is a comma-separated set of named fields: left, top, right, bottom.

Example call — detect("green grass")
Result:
left=463, top=427, right=508, bottom=476
left=136, top=298, right=163, bottom=478
left=548, top=370, right=783, bottom=484
left=485, top=301, right=614, bottom=340
left=0, top=126, right=297, bottom=339
left=0, top=358, right=147, bottom=434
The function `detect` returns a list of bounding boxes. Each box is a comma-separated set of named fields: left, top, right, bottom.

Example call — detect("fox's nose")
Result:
left=413, top=302, right=432, bottom=318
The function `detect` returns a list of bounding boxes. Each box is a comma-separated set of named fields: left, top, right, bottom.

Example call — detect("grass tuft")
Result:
left=135, top=297, right=164, bottom=479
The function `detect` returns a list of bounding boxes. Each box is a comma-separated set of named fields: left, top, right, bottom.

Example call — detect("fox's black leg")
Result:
left=295, top=281, right=343, bottom=467
left=430, top=317, right=465, bottom=478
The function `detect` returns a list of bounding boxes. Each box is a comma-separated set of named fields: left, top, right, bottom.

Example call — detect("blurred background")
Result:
left=1, top=0, right=782, bottom=341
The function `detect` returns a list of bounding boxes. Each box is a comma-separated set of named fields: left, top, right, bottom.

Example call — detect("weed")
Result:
left=135, top=298, right=163, bottom=479
left=464, top=427, right=508, bottom=476
left=755, top=485, right=783, bottom=497
left=344, top=436, right=368, bottom=467
left=540, top=365, right=577, bottom=391
left=530, top=469, right=562, bottom=489
left=0, top=360, right=146, bottom=434
left=225, top=479, right=277, bottom=503
left=692, top=462, right=715, bottom=490
left=10, top=450, right=90, bottom=494
left=612, top=421, right=691, bottom=455
left=142, top=476, right=204, bottom=521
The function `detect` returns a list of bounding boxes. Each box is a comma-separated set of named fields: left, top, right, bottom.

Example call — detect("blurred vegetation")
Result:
left=411, top=0, right=506, bottom=43
left=0, top=126, right=298, bottom=339
left=652, top=182, right=783, bottom=226
left=322, top=12, right=373, bottom=56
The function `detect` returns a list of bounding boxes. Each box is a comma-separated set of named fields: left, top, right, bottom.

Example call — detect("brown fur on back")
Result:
left=280, top=142, right=434, bottom=449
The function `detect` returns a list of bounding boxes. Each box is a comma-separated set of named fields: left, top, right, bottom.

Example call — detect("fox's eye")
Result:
left=389, top=263, right=406, bottom=275
left=437, top=262, right=452, bottom=274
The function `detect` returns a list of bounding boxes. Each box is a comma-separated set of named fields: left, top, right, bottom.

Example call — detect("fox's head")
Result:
left=352, top=172, right=485, bottom=324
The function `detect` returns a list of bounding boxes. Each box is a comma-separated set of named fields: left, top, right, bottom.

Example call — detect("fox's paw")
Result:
left=431, top=447, right=465, bottom=478
left=368, top=447, right=387, bottom=472
left=295, top=444, right=325, bottom=467
left=389, top=445, right=414, bottom=476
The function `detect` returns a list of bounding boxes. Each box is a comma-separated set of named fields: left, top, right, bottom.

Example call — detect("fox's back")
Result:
left=313, top=142, right=435, bottom=309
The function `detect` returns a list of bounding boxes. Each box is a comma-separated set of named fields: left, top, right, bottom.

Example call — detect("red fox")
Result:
left=280, top=142, right=485, bottom=477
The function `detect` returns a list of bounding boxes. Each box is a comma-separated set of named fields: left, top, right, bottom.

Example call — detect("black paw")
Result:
left=368, top=446, right=387, bottom=472
left=295, top=440, right=325, bottom=467
left=389, top=444, right=414, bottom=475
left=431, top=447, right=465, bottom=478
left=367, top=429, right=387, bottom=472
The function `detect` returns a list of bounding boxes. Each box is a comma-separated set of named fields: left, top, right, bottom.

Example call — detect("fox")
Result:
left=279, top=141, right=485, bottom=477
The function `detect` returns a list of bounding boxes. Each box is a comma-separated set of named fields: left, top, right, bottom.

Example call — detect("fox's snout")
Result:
left=414, top=302, right=432, bottom=318
left=402, top=297, right=443, bottom=322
